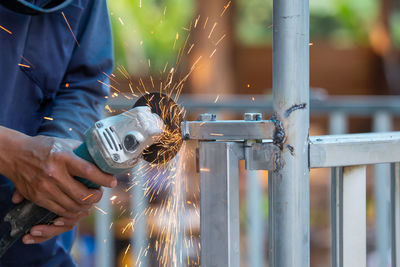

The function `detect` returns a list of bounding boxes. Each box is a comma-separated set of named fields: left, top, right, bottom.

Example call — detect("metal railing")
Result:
left=94, top=94, right=400, bottom=267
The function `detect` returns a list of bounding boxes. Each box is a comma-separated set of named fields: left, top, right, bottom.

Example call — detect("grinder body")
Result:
left=0, top=105, right=165, bottom=257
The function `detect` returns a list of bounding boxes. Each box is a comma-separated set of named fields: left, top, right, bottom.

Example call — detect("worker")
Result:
left=0, top=0, right=115, bottom=266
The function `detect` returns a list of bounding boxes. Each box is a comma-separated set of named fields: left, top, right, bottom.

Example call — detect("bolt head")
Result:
left=96, top=122, right=103, bottom=128
left=244, top=113, right=262, bottom=121
left=198, top=113, right=216, bottom=121
left=112, top=154, right=120, bottom=161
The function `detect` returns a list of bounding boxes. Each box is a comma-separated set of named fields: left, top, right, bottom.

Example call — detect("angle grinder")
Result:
left=0, top=92, right=183, bottom=257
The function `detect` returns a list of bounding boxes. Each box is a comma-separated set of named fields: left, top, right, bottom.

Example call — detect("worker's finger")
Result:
left=65, top=153, right=116, bottom=188
left=34, top=197, right=77, bottom=218
left=53, top=210, right=89, bottom=227
left=23, top=225, right=74, bottom=244
left=50, top=186, right=91, bottom=214
left=58, top=174, right=103, bottom=205
left=11, top=189, right=24, bottom=204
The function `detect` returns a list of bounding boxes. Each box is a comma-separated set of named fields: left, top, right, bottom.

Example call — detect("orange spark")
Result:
left=203, top=17, right=209, bottom=29
left=214, top=95, right=220, bottom=103
left=97, top=80, right=120, bottom=92
left=209, top=133, right=224, bottom=136
left=0, top=25, right=12, bottom=34
left=208, top=23, right=217, bottom=39
left=215, top=34, right=226, bottom=46
left=220, top=1, right=232, bottom=17
left=61, top=12, right=79, bottom=46
left=105, top=105, right=112, bottom=113
left=93, top=205, right=107, bottom=215
left=43, top=117, right=54, bottom=121
left=187, top=44, right=194, bottom=55
left=82, top=193, right=94, bottom=201
left=209, top=49, right=217, bottom=58
left=18, top=63, right=30, bottom=68
left=194, top=15, right=200, bottom=28
left=110, top=195, right=117, bottom=201
left=65, top=83, right=70, bottom=88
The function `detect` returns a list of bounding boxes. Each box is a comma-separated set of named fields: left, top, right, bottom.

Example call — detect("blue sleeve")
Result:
left=38, top=0, right=113, bottom=140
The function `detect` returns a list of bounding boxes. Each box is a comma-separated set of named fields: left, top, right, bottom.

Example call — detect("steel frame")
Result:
left=184, top=118, right=400, bottom=267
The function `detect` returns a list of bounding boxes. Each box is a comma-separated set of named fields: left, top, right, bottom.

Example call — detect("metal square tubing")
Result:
left=199, top=142, right=243, bottom=267
left=331, top=166, right=367, bottom=267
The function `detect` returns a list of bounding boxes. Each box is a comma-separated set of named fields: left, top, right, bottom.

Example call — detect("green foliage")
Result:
left=236, top=0, right=379, bottom=46
left=390, top=11, right=400, bottom=49
left=108, top=0, right=194, bottom=74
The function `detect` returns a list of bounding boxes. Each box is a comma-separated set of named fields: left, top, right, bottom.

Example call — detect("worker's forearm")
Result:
left=0, top=126, right=29, bottom=180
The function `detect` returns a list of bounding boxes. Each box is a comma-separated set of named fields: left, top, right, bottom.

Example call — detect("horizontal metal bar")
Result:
left=107, top=94, right=400, bottom=115
left=181, top=120, right=275, bottom=140
left=310, top=132, right=400, bottom=168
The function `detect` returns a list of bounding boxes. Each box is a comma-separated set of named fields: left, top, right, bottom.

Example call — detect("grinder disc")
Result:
left=133, top=93, right=183, bottom=164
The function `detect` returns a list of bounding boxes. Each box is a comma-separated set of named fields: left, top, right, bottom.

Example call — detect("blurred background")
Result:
left=71, top=0, right=400, bottom=266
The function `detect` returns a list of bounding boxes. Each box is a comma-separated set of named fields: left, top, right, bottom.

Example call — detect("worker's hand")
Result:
left=0, top=134, right=117, bottom=218
left=12, top=190, right=93, bottom=244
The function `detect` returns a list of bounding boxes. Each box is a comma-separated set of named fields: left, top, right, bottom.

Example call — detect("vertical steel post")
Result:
left=269, top=0, right=310, bottom=265
left=391, top=163, right=400, bottom=266
left=200, top=142, right=242, bottom=267
left=329, top=112, right=348, bottom=135
left=247, top=170, right=266, bottom=267
left=373, top=111, right=392, bottom=267
left=331, top=167, right=344, bottom=267
left=131, top=161, right=149, bottom=267
left=95, top=188, right=114, bottom=267
left=331, top=166, right=367, bottom=267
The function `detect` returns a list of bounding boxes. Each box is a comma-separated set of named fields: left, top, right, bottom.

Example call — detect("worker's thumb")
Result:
left=11, top=190, right=24, bottom=204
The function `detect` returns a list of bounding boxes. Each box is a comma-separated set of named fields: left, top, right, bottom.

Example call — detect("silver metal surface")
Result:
left=373, top=111, right=392, bottom=267
left=392, top=163, right=400, bottom=267
left=200, top=142, right=243, bottom=267
left=245, top=142, right=279, bottom=171
left=331, top=167, right=343, bottom=267
left=247, top=170, right=266, bottom=267
left=131, top=162, right=149, bottom=267
left=343, top=166, right=367, bottom=267
left=198, top=113, right=216, bottom=121
left=329, top=112, right=348, bottom=135
left=310, top=132, right=400, bottom=168
left=244, top=113, right=262, bottom=121
left=95, top=188, right=114, bottom=267
left=87, top=106, right=164, bottom=173
left=269, top=0, right=310, bottom=266
left=181, top=120, right=275, bottom=141
left=331, top=166, right=367, bottom=267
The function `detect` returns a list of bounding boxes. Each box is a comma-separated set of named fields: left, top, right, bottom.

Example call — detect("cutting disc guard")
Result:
left=133, top=93, right=183, bottom=164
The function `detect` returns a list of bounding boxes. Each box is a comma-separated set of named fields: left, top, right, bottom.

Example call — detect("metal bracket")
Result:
left=245, top=142, right=280, bottom=171
left=183, top=115, right=280, bottom=171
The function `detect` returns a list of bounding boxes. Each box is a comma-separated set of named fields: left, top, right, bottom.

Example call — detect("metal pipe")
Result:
left=95, top=188, right=114, bottom=267
left=269, top=0, right=310, bottom=265
left=373, top=111, right=392, bottom=267
left=130, top=162, right=149, bottom=267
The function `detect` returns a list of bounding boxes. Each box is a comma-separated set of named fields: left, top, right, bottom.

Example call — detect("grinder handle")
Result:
left=73, top=142, right=101, bottom=189
left=0, top=142, right=102, bottom=258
